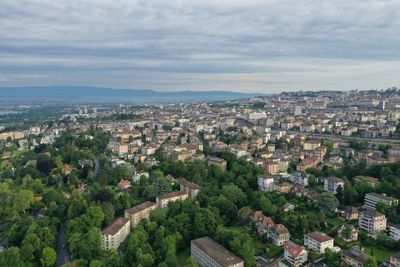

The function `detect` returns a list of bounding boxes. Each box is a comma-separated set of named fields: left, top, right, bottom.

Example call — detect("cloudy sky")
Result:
left=1, top=0, right=400, bottom=93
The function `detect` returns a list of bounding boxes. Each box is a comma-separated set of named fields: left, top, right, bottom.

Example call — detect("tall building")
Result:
left=258, top=175, right=275, bottom=192
left=379, top=100, right=386, bottom=110
left=191, top=236, right=244, bottom=267
left=102, top=218, right=131, bottom=250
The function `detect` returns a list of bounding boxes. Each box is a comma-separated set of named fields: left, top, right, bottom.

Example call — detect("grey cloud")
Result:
left=0, top=0, right=399, bottom=92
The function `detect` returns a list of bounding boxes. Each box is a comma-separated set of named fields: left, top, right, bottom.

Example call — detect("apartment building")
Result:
left=363, top=192, right=398, bottom=209
left=304, top=231, right=334, bottom=254
left=354, top=175, right=380, bottom=187
left=102, top=218, right=131, bottom=251
left=268, top=224, right=290, bottom=246
left=124, top=201, right=158, bottom=228
left=258, top=175, right=275, bottom=192
left=180, top=179, right=202, bottom=199
left=156, top=191, right=189, bottom=208
left=207, top=156, right=227, bottom=171
left=281, top=242, right=308, bottom=267
left=289, top=172, right=308, bottom=187
left=323, top=176, right=344, bottom=194
left=389, top=224, right=400, bottom=241
left=265, top=160, right=280, bottom=174
left=358, top=209, right=387, bottom=236
left=341, top=246, right=369, bottom=267
left=191, top=236, right=244, bottom=267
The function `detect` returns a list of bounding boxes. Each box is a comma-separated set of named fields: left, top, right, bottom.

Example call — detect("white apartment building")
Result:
left=124, top=201, right=158, bottom=228
left=156, top=191, right=189, bottom=208
left=258, top=175, right=276, bottom=192
left=289, top=172, right=308, bottom=187
left=102, top=218, right=131, bottom=251
left=389, top=224, right=400, bottom=241
left=358, top=209, right=387, bottom=236
left=191, top=236, right=244, bottom=267
left=363, top=192, right=398, bottom=210
left=304, top=231, right=334, bottom=254
left=324, top=176, right=344, bottom=194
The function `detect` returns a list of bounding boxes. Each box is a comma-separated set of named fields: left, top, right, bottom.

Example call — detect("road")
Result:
left=94, top=155, right=100, bottom=177
left=56, top=224, right=70, bottom=267
left=286, top=130, right=400, bottom=145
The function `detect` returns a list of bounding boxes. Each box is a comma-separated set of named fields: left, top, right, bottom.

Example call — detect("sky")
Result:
left=0, top=0, right=400, bottom=93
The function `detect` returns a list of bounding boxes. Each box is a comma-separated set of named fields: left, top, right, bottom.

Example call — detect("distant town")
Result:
left=1, top=88, right=400, bottom=267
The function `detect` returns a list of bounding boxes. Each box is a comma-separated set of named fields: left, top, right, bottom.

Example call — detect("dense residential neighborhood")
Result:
left=1, top=88, right=400, bottom=266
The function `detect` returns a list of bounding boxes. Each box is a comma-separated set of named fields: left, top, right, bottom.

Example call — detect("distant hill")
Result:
left=0, top=86, right=265, bottom=104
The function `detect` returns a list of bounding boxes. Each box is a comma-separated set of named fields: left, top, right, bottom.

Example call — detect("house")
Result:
left=338, top=224, right=358, bottom=242
left=102, top=218, right=131, bottom=250
left=276, top=182, right=294, bottom=194
left=324, top=176, right=344, bottom=194
left=180, top=179, right=201, bottom=199
left=258, top=175, right=275, bottom=192
left=344, top=206, right=359, bottom=220
left=124, top=201, right=158, bottom=228
left=283, top=202, right=295, bottom=212
left=268, top=224, right=290, bottom=246
left=387, top=252, right=400, bottom=267
left=156, top=191, right=189, bottom=208
left=341, top=246, right=369, bottom=267
left=358, top=209, right=387, bottom=237
left=191, top=236, right=244, bottom=267
left=118, top=179, right=131, bottom=190
left=280, top=242, right=308, bottom=267
left=363, top=192, right=398, bottom=210
left=304, top=231, right=334, bottom=254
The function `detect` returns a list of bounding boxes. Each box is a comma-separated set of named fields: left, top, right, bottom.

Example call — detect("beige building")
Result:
left=304, top=231, right=334, bottom=254
left=207, top=156, right=227, bottom=171
left=191, top=236, right=244, bottom=267
left=124, top=201, right=157, bottom=228
left=358, top=209, right=387, bottom=236
left=102, top=218, right=131, bottom=251
left=0, top=131, right=24, bottom=140
left=180, top=179, right=201, bottom=199
left=156, top=191, right=189, bottom=208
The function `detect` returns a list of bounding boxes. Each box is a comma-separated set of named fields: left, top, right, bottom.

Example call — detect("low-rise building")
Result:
left=324, top=176, right=344, bottom=194
left=180, top=179, right=202, bottom=199
left=102, top=218, right=131, bottom=251
left=191, top=236, right=244, bottom=267
left=281, top=242, right=308, bottom=267
left=289, top=172, right=308, bottom=187
left=358, top=209, right=387, bottom=236
left=363, top=192, right=398, bottom=210
left=268, top=224, right=290, bottom=246
left=338, top=224, right=358, bottom=242
left=344, top=206, right=359, bottom=220
left=354, top=175, right=380, bottom=187
left=258, top=175, right=275, bottom=192
left=124, top=201, right=158, bottom=228
left=304, top=231, right=334, bottom=254
left=389, top=224, right=400, bottom=241
left=207, top=156, right=227, bottom=171
left=341, top=246, right=369, bottom=267
left=156, top=191, right=189, bottom=208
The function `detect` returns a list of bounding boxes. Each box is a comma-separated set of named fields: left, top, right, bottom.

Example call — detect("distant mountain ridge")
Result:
left=0, top=86, right=265, bottom=103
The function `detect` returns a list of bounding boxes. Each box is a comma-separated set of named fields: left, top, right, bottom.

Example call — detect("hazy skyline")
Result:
left=1, top=0, right=400, bottom=93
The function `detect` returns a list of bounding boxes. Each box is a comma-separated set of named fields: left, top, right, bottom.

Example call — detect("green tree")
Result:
left=319, top=192, right=339, bottom=215
left=40, top=247, right=56, bottom=267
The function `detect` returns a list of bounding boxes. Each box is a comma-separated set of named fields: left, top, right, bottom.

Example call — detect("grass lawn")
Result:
left=363, top=245, right=394, bottom=263
left=225, top=226, right=268, bottom=257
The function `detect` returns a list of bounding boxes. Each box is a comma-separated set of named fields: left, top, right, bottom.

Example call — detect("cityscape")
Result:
left=1, top=0, right=400, bottom=267
left=1, top=89, right=400, bottom=266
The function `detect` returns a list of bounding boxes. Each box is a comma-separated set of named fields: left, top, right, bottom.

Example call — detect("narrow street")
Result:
left=56, top=224, right=70, bottom=267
